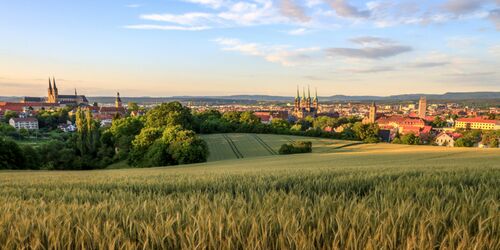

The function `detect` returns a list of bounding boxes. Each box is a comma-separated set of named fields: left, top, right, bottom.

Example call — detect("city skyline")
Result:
left=1, top=0, right=500, bottom=96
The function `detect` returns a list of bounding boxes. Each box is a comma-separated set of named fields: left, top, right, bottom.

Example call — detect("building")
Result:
left=362, top=102, right=379, bottom=124
left=435, top=132, right=462, bottom=147
left=97, top=92, right=127, bottom=117
left=293, top=86, right=319, bottom=119
left=454, top=118, right=500, bottom=130
left=418, top=96, right=427, bottom=119
left=22, top=77, right=89, bottom=106
left=9, top=117, right=39, bottom=130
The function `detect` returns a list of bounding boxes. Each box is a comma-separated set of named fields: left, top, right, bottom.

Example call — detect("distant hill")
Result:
left=1, top=92, right=499, bottom=104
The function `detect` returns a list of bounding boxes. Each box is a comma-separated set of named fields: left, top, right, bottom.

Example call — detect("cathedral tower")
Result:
left=115, top=92, right=123, bottom=108
left=418, top=96, right=427, bottom=119
left=312, top=87, right=318, bottom=110
left=369, top=102, right=377, bottom=123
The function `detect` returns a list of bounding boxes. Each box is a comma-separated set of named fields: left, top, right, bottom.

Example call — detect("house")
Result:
left=454, top=118, right=500, bottom=130
left=254, top=112, right=271, bottom=124
left=435, top=132, right=462, bottom=147
left=9, top=117, right=39, bottom=130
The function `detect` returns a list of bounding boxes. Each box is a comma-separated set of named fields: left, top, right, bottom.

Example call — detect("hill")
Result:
left=201, top=133, right=362, bottom=162
left=2, top=91, right=499, bottom=104
left=0, top=135, right=499, bottom=248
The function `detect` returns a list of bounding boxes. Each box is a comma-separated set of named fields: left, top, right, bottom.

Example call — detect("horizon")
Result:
left=1, top=90, right=500, bottom=99
left=1, top=0, right=500, bottom=96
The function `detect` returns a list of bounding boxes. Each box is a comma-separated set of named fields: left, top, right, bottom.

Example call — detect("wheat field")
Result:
left=0, top=138, right=499, bottom=249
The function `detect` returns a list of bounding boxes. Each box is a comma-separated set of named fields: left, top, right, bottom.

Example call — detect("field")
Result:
left=201, top=133, right=362, bottom=161
left=0, top=134, right=499, bottom=249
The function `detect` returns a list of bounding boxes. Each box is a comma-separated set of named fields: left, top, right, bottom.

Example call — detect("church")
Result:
left=22, top=77, right=89, bottom=106
left=293, top=86, right=319, bottom=119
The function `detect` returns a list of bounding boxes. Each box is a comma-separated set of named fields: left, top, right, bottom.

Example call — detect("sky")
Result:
left=0, top=0, right=499, bottom=97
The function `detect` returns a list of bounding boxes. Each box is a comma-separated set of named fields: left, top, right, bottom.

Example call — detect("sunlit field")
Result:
left=0, top=136, right=499, bottom=249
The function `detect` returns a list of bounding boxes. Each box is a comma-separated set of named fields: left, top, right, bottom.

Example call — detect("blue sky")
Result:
left=1, top=0, right=499, bottom=96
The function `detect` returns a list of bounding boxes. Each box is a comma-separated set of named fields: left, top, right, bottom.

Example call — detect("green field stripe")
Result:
left=252, top=135, right=273, bottom=155
left=223, top=134, right=244, bottom=159
left=253, top=135, right=277, bottom=155
left=222, top=134, right=240, bottom=159
left=331, top=142, right=365, bottom=150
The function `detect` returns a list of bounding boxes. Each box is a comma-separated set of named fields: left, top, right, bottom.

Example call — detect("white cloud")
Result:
left=279, top=0, right=311, bottom=22
left=287, top=27, right=309, bottom=35
left=182, top=0, right=226, bottom=9
left=124, top=25, right=211, bottom=31
left=125, top=4, right=142, bottom=8
left=213, top=38, right=321, bottom=66
left=326, top=37, right=412, bottom=59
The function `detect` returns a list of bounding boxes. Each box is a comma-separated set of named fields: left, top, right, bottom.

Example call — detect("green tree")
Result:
left=353, top=122, right=380, bottom=143
left=2, top=110, right=18, bottom=123
left=400, top=133, right=421, bottom=145
left=239, top=111, right=260, bottom=125
left=145, top=102, right=193, bottom=129
left=0, top=137, right=24, bottom=169
left=271, top=118, right=290, bottom=131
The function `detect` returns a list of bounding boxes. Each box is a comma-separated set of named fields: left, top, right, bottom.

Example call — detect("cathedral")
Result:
left=293, top=86, right=319, bottom=119
left=22, top=77, right=89, bottom=106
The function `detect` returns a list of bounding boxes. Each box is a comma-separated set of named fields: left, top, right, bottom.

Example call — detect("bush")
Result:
left=279, top=141, right=312, bottom=155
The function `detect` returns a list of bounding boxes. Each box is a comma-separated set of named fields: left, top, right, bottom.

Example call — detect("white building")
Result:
left=9, top=117, right=39, bottom=130
left=435, top=132, right=462, bottom=147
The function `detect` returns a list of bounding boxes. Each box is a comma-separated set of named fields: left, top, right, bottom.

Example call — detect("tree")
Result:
left=21, top=145, right=41, bottom=170
left=163, top=126, right=208, bottom=164
left=400, top=133, right=421, bottom=145
left=2, top=110, right=18, bottom=123
left=352, top=122, right=380, bottom=143
left=145, top=102, right=193, bottom=129
left=239, top=111, right=260, bottom=125
left=128, top=102, right=140, bottom=112
left=271, top=118, right=290, bottom=131
left=432, top=116, right=447, bottom=128
left=0, top=137, right=24, bottom=169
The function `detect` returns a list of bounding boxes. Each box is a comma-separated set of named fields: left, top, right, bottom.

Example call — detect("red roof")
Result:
left=437, top=132, right=462, bottom=140
left=11, top=117, right=38, bottom=123
left=456, top=118, right=498, bottom=125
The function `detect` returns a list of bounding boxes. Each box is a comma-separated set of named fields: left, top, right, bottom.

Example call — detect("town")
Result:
left=1, top=79, right=499, bottom=149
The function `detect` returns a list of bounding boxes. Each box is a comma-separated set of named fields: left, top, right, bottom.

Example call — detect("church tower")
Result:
left=418, top=96, right=427, bottom=119
left=301, top=86, right=307, bottom=109
left=52, top=77, right=58, bottom=103
left=115, top=92, right=123, bottom=108
left=312, top=87, right=318, bottom=110
left=294, top=85, right=300, bottom=112
left=306, top=85, right=311, bottom=111
left=47, top=77, right=53, bottom=103
left=369, top=102, right=377, bottom=123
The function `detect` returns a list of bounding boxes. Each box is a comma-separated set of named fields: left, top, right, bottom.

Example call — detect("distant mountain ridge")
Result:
left=1, top=92, right=499, bottom=104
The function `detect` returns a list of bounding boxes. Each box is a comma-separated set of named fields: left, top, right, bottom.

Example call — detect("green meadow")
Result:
left=0, top=134, right=499, bottom=249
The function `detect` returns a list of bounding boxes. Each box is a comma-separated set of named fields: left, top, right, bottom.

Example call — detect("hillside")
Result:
left=0, top=142, right=499, bottom=248
left=200, top=133, right=362, bottom=162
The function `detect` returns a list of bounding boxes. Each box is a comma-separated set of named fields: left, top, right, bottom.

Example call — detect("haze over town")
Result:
left=1, top=0, right=500, bottom=96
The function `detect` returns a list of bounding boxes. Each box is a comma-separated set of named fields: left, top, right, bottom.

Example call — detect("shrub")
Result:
left=279, top=141, right=312, bottom=155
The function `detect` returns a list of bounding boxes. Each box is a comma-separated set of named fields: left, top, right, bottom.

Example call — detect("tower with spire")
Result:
left=115, top=92, right=123, bottom=108
left=47, top=77, right=59, bottom=103
left=293, top=85, right=319, bottom=119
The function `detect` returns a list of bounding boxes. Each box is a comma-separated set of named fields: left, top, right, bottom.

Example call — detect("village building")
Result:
left=435, top=132, right=462, bottom=147
left=22, top=77, right=89, bottom=106
left=9, top=117, right=39, bottom=130
left=293, top=86, right=319, bottom=119
left=454, top=118, right=500, bottom=130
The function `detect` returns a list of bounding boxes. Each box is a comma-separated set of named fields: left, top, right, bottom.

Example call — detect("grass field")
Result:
left=0, top=134, right=499, bottom=249
left=201, top=133, right=362, bottom=161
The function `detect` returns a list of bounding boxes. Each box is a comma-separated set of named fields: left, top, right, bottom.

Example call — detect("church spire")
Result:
left=115, top=92, right=123, bottom=108
left=52, top=76, right=57, bottom=90
left=48, top=77, right=52, bottom=91
left=302, top=86, right=306, bottom=100
left=295, top=85, right=299, bottom=100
